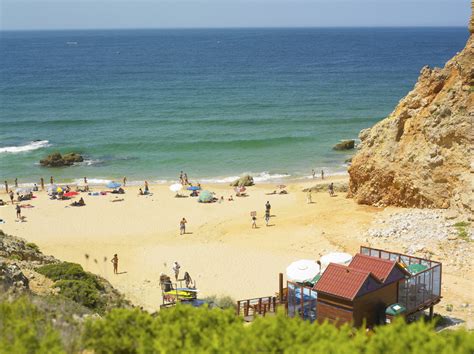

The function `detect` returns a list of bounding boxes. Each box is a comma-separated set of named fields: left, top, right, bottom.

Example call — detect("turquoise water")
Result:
left=0, top=28, right=468, bottom=184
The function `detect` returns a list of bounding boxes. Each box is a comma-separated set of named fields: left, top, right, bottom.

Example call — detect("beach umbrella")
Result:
left=198, top=190, right=214, bottom=203
left=47, top=185, right=58, bottom=194
left=234, top=186, right=246, bottom=193
left=286, top=260, right=321, bottom=283
left=320, top=252, right=352, bottom=271
left=187, top=186, right=201, bottom=191
left=169, top=183, right=183, bottom=193
left=64, top=191, right=79, bottom=197
left=106, top=181, right=121, bottom=189
left=15, top=187, right=32, bottom=194
left=56, top=187, right=63, bottom=193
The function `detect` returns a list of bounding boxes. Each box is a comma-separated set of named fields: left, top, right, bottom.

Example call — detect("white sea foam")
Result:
left=73, top=178, right=111, bottom=185
left=0, top=140, right=50, bottom=153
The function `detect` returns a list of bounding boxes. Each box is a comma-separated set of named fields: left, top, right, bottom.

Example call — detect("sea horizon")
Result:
left=1, top=27, right=469, bottom=185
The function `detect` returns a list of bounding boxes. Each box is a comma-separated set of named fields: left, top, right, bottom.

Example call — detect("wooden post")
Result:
left=279, top=273, right=284, bottom=302
left=245, top=300, right=250, bottom=316
left=258, top=298, right=262, bottom=314
left=429, top=305, right=434, bottom=320
left=272, top=296, right=276, bottom=312
left=237, top=301, right=240, bottom=316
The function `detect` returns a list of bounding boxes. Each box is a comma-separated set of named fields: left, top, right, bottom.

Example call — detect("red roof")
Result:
left=349, top=254, right=402, bottom=282
left=314, top=263, right=380, bottom=301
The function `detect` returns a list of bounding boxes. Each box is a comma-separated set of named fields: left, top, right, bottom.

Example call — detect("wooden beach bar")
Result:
left=237, top=246, right=442, bottom=328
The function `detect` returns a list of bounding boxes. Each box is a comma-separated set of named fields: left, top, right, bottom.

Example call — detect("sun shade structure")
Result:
left=169, top=183, right=183, bottom=193
left=286, top=260, right=321, bottom=283
left=198, top=190, right=214, bottom=203
left=320, top=252, right=352, bottom=270
left=15, top=188, right=32, bottom=194
left=63, top=191, right=79, bottom=197
left=106, top=181, right=121, bottom=189
left=187, top=186, right=201, bottom=191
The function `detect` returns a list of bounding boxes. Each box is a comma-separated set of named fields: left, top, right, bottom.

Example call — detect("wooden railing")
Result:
left=236, top=296, right=278, bottom=318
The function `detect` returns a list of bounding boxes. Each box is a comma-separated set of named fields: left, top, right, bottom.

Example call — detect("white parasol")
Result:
left=320, top=252, right=352, bottom=271
left=286, top=259, right=321, bottom=283
left=169, top=183, right=183, bottom=193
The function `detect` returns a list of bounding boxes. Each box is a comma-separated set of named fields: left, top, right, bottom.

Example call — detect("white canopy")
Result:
left=169, top=183, right=183, bottom=193
left=320, top=252, right=352, bottom=270
left=286, top=259, right=321, bottom=283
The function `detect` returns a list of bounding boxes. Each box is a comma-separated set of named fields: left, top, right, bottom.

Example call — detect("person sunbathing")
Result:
left=71, top=197, right=86, bottom=207
left=228, top=195, right=234, bottom=201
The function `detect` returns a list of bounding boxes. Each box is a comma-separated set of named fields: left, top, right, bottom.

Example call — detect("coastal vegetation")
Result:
left=1, top=297, right=473, bottom=353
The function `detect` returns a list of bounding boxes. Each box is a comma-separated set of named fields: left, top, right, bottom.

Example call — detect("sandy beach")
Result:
left=1, top=177, right=472, bottom=327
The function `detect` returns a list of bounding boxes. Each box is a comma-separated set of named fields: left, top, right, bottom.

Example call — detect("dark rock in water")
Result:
left=345, top=157, right=353, bottom=164
left=230, top=175, right=254, bottom=187
left=333, top=140, right=355, bottom=151
left=40, top=152, right=84, bottom=167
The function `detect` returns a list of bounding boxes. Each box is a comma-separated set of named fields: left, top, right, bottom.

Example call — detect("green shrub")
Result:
left=36, top=262, right=103, bottom=290
left=25, top=242, right=40, bottom=252
left=54, top=280, right=105, bottom=312
left=202, top=294, right=236, bottom=309
left=36, top=262, right=105, bottom=312
left=0, top=297, right=64, bottom=354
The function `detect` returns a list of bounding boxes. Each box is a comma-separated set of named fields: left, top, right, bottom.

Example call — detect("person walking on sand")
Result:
left=9, top=191, right=14, bottom=205
left=328, top=182, right=335, bottom=196
left=144, top=181, right=149, bottom=193
left=4, top=181, right=8, bottom=193
left=180, top=218, right=187, bottom=235
left=264, top=209, right=270, bottom=226
left=321, top=170, right=324, bottom=180
left=184, top=173, right=189, bottom=185
left=179, top=171, right=184, bottom=184
left=50, top=176, right=54, bottom=185
left=312, top=169, right=316, bottom=179
left=172, top=261, right=181, bottom=281
left=14, top=178, right=18, bottom=188
left=111, top=254, right=119, bottom=274
left=16, top=204, right=21, bottom=220
left=123, top=176, right=127, bottom=186
left=40, top=178, right=44, bottom=190
left=252, top=214, right=257, bottom=228
left=84, top=177, right=87, bottom=184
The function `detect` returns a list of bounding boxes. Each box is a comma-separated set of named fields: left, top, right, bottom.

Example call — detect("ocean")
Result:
left=0, top=27, right=468, bottom=185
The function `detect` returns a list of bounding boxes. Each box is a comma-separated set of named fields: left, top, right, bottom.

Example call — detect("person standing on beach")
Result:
left=144, top=181, right=149, bottom=194
left=9, top=191, right=14, bottom=205
left=321, top=170, right=324, bottom=180
left=179, top=171, right=184, bottom=185
left=265, top=201, right=271, bottom=216
left=84, top=177, right=88, bottom=184
left=328, top=182, right=335, bottom=196
left=180, top=218, right=187, bottom=235
left=16, top=204, right=21, bottom=220
left=123, top=177, right=127, bottom=186
left=14, top=178, right=18, bottom=188
left=40, top=178, right=44, bottom=190
left=4, top=181, right=8, bottom=193
left=173, top=261, right=181, bottom=281
left=184, top=173, right=189, bottom=185
left=111, top=254, right=119, bottom=274
left=50, top=176, right=54, bottom=185
left=312, top=169, right=316, bottom=179
left=252, top=214, right=257, bottom=229
left=306, top=191, right=312, bottom=204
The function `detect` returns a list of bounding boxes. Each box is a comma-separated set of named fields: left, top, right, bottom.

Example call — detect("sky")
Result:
left=0, top=0, right=470, bottom=30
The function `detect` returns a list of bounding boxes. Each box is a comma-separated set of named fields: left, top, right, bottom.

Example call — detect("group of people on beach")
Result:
left=312, top=169, right=325, bottom=180
left=179, top=171, right=190, bottom=185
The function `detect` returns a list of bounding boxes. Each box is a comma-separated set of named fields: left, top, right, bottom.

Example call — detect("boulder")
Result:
left=333, top=139, right=355, bottom=151
left=230, top=175, right=254, bottom=187
left=0, top=262, right=29, bottom=292
left=40, top=152, right=84, bottom=167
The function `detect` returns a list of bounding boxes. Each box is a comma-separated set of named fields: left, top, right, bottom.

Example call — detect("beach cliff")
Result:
left=348, top=10, right=473, bottom=212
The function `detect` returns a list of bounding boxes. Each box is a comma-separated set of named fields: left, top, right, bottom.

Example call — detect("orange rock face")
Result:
left=348, top=25, right=473, bottom=211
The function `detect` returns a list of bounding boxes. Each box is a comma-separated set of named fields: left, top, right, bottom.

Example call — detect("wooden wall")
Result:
left=352, top=282, right=398, bottom=327
left=317, top=293, right=354, bottom=326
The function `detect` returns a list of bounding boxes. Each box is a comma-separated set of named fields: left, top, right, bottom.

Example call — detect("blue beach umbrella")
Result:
left=187, top=186, right=201, bottom=191
left=106, top=181, right=121, bottom=189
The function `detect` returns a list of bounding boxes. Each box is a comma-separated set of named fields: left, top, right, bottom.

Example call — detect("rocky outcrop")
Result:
left=348, top=19, right=473, bottom=211
left=333, top=139, right=355, bottom=150
left=230, top=175, right=254, bottom=187
left=40, top=152, right=84, bottom=167
left=303, top=182, right=348, bottom=193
